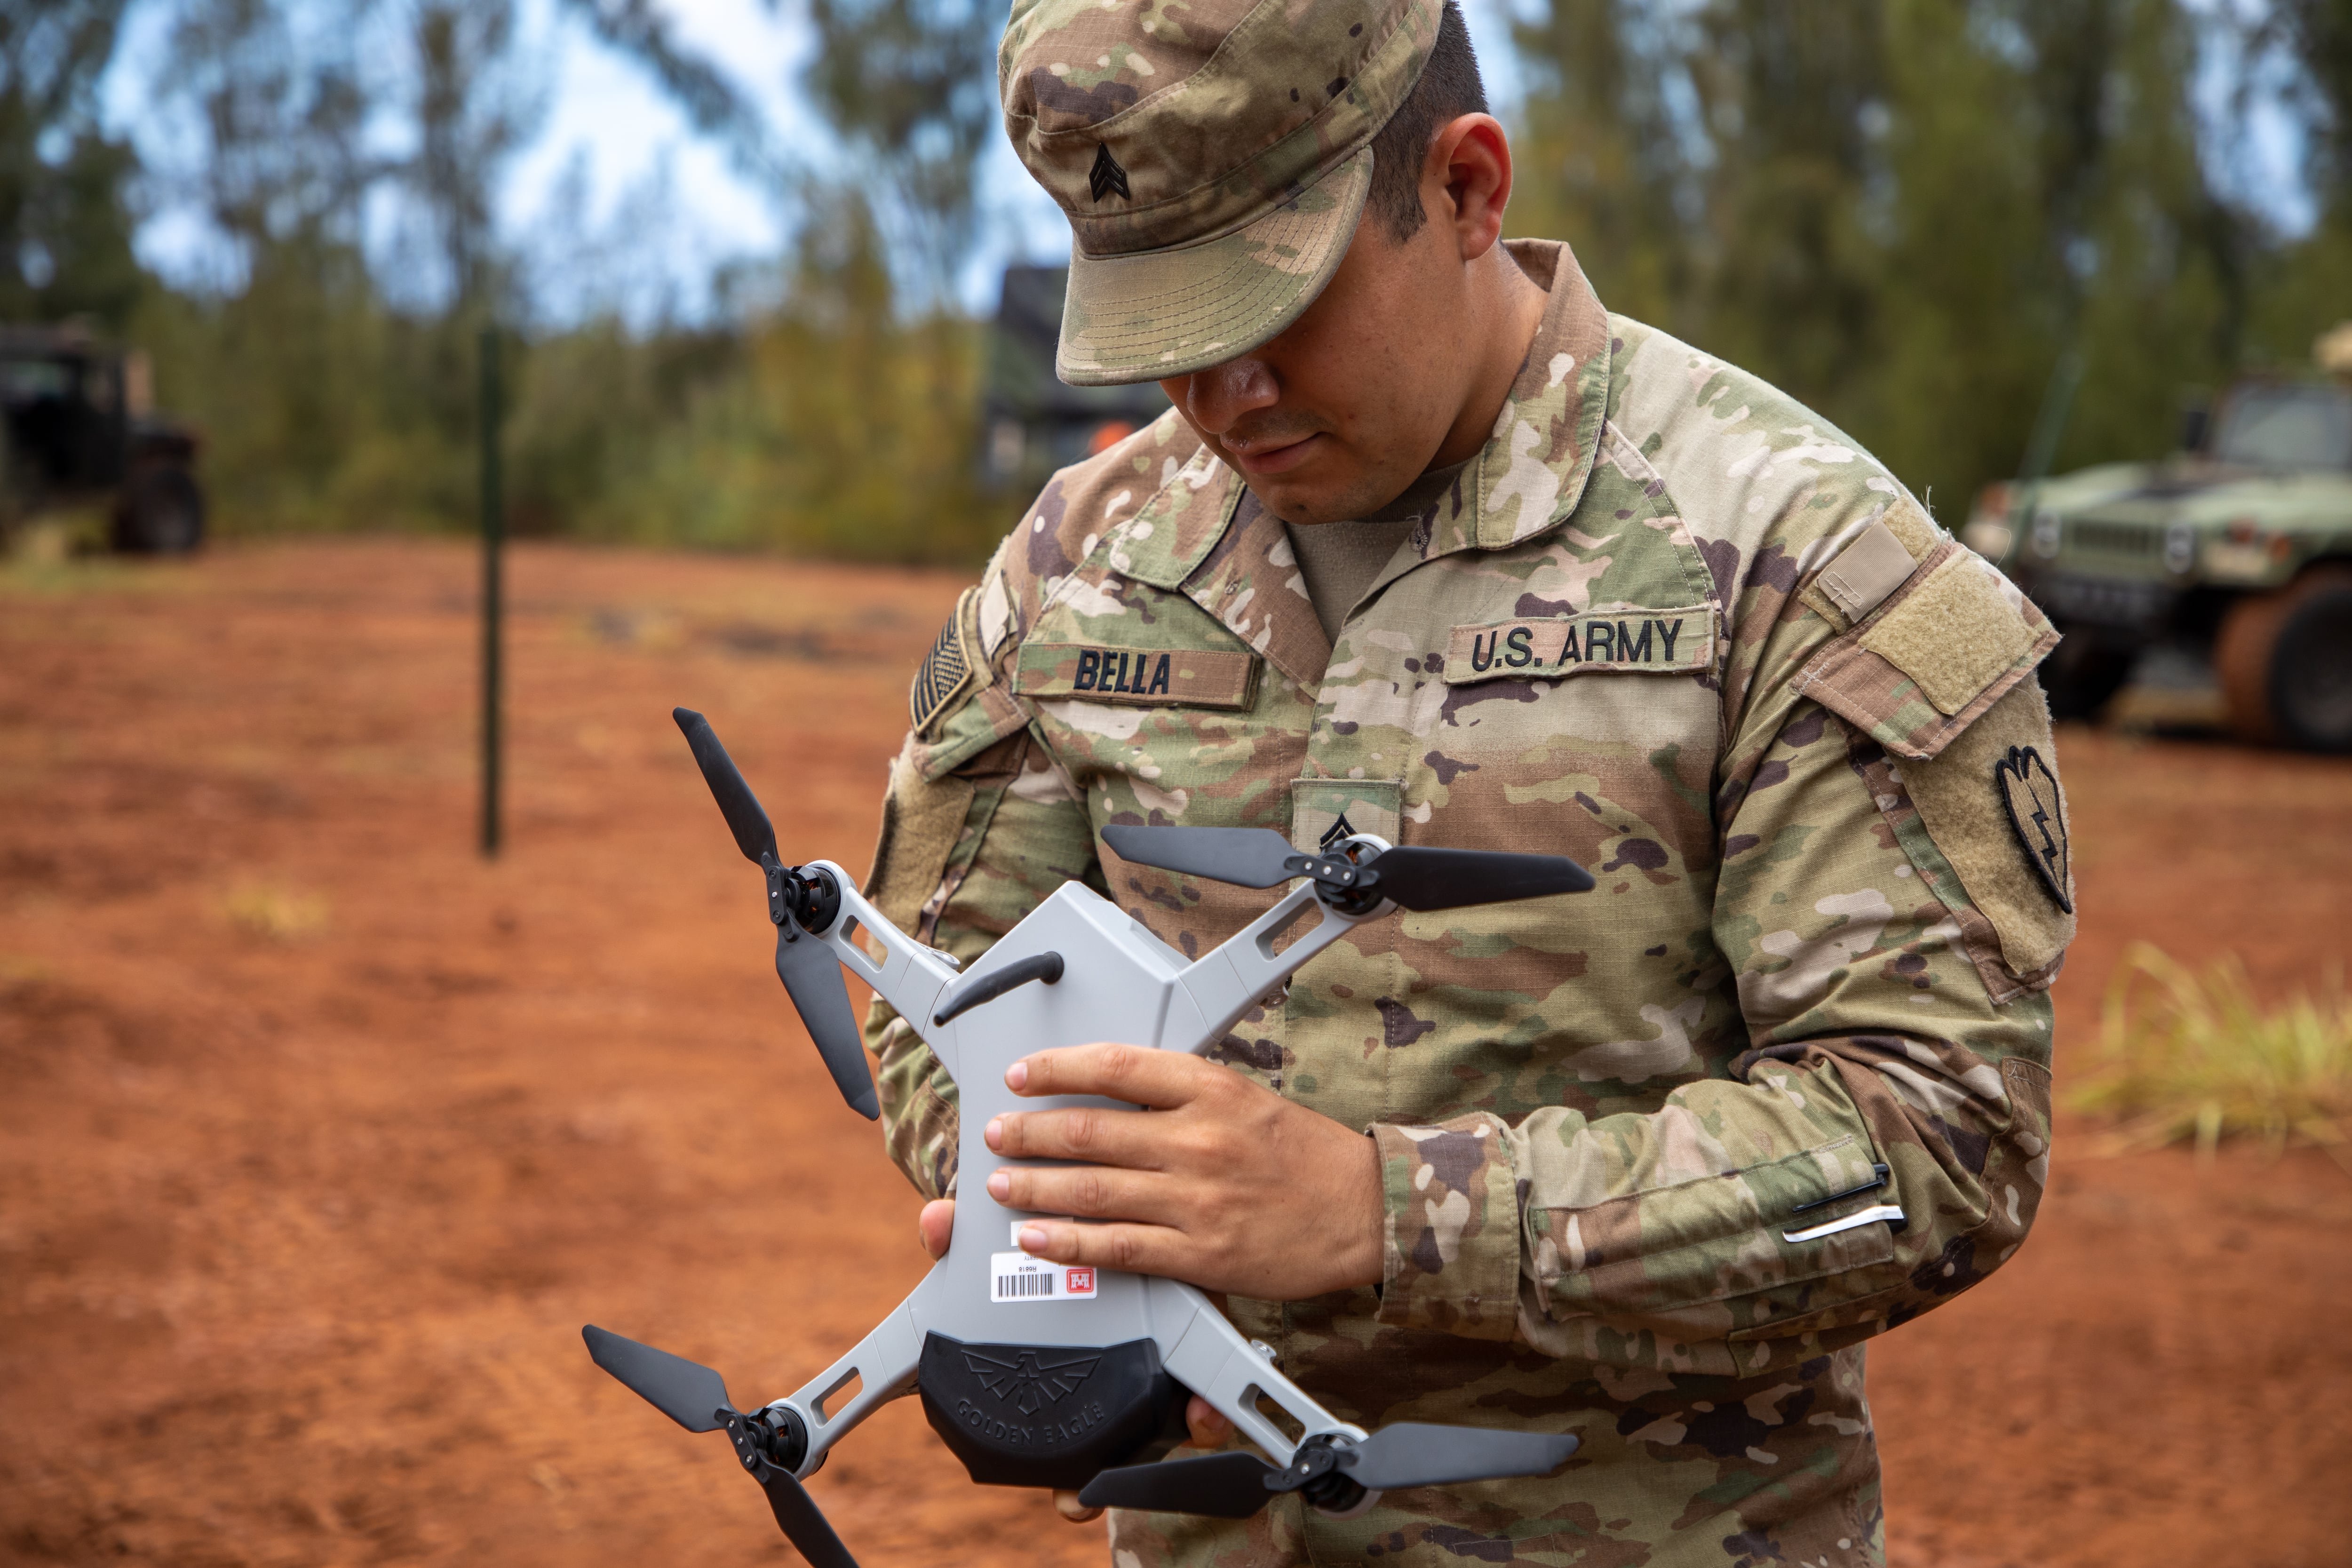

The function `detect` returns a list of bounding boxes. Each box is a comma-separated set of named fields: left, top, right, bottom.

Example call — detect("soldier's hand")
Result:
left=916, top=1196, right=1235, bottom=1527
left=982, top=1043, right=1386, bottom=1300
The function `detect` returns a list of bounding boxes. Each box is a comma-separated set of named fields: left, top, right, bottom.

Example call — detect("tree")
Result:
left=803, top=0, right=1001, bottom=301
left=0, top=0, right=145, bottom=325
left=1507, top=0, right=2264, bottom=520
left=406, top=0, right=540, bottom=316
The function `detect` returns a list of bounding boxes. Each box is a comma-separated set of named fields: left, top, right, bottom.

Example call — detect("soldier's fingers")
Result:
left=1013, top=1218, right=1186, bottom=1278
left=917, top=1198, right=955, bottom=1260
left=985, top=1103, right=1163, bottom=1166
left=1186, top=1395, right=1234, bottom=1449
left=1006, top=1043, right=1215, bottom=1108
left=1052, top=1489, right=1104, bottom=1523
left=988, top=1163, right=1179, bottom=1227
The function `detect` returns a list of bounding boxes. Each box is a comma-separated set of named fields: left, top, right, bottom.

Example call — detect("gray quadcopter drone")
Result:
left=580, top=708, right=1597, bottom=1565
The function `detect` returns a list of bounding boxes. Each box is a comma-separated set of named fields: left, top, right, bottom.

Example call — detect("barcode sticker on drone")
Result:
left=991, top=1251, right=1097, bottom=1304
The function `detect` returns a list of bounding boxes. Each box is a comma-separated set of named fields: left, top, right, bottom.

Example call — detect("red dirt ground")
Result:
left=2, top=538, right=2347, bottom=1568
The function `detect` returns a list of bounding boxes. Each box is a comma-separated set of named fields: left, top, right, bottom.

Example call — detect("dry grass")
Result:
left=2073, top=942, right=2352, bottom=1166
left=222, top=883, right=330, bottom=943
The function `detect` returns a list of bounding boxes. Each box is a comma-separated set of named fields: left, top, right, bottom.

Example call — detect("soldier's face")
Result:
left=1156, top=116, right=1533, bottom=527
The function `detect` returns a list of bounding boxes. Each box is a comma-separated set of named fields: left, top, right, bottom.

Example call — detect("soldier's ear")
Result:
left=1427, top=113, right=1512, bottom=262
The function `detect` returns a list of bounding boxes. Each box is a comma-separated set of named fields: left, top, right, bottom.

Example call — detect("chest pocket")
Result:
left=1017, top=578, right=1307, bottom=834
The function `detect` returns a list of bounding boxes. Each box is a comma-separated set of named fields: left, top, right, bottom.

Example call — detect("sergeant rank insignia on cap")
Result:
left=1994, top=745, right=2071, bottom=913
left=1089, top=143, right=1130, bottom=203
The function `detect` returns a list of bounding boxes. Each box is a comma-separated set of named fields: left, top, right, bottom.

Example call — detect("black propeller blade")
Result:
left=1102, top=825, right=1299, bottom=887
left=1103, top=825, right=1592, bottom=913
left=745, top=1445, right=858, bottom=1568
left=582, top=1325, right=858, bottom=1568
left=673, top=707, right=877, bottom=1121
left=1340, top=1423, right=1580, bottom=1490
left=1077, top=1423, right=1579, bottom=1519
left=1079, top=1449, right=1281, bottom=1518
left=674, top=707, right=781, bottom=867
left=583, top=1322, right=730, bottom=1432
left=1360, top=847, right=1595, bottom=910
left=775, top=925, right=878, bottom=1119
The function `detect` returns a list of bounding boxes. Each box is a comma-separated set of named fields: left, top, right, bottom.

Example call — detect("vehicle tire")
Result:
left=2216, top=567, right=2352, bottom=753
left=2037, top=631, right=2137, bottom=722
left=112, top=463, right=206, bottom=554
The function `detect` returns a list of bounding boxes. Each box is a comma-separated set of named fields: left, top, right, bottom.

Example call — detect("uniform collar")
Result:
left=1112, top=238, right=1614, bottom=594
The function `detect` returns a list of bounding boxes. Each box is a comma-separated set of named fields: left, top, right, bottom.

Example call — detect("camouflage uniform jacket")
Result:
left=861, top=240, right=2073, bottom=1568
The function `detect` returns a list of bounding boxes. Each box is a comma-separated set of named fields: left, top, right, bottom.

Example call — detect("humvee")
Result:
left=0, top=323, right=205, bottom=554
left=1962, top=368, right=2352, bottom=753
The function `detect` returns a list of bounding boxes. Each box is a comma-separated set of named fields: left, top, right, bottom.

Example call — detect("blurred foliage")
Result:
left=5, top=0, right=2349, bottom=566
left=507, top=189, right=990, bottom=561
left=2074, top=943, right=2352, bottom=1166
left=0, top=0, right=145, bottom=325
left=804, top=0, right=1000, bottom=299
left=1511, top=0, right=2352, bottom=523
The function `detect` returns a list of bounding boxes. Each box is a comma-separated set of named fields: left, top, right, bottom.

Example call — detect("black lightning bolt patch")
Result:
left=962, top=1347, right=1102, bottom=1415
left=1994, top=745, right=2072, bottom=913
left=1089, top=142, right=1130, bottom=203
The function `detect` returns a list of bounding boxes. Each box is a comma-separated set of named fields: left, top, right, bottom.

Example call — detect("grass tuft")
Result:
left=2072, top=943, right=2352, bottom=1166
left=223, top=884, right=330, bottom=943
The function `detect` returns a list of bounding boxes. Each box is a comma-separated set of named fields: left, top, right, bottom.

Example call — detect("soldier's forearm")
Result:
left=868, top=1002, right=962, bottom=1201
left=1366, top=1031, right=2051, bottom=1354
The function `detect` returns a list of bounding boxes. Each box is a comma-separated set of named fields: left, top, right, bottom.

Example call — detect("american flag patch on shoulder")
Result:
left=910, top=587, right=979, bottom=734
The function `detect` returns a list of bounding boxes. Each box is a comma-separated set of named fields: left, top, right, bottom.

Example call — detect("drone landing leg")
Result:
left=1147, top=1277, right=1363, bottom=1463
left=768, top=1299, right=924, bottom=1475
left=1174, top=882, right=1377, bottom=1052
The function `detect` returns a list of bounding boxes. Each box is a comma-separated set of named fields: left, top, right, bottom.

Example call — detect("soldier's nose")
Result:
left=1180, top=357, right=1282, bottom=437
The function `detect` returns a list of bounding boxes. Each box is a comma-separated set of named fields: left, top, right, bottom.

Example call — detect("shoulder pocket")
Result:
left=1791, top=541, right=2059, bottom=761
left=907, top=586, right=1030, bottom=782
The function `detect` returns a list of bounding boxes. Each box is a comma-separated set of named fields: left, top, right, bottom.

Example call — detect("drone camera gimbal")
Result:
left=580, top=708, right=1597, bottom=1565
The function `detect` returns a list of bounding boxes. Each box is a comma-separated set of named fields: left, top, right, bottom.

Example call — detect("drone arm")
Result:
left=1148, top=1279, right=1364, bottom=1465
left=768, top=1298, right=926, bottom=1476
left=1172, top=884, right=1370, bottom=1053
left=799, top=861, right=962, bottom=1079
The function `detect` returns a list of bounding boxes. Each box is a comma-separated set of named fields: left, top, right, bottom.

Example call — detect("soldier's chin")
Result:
left=1232, top=454, right=1378, bottom=525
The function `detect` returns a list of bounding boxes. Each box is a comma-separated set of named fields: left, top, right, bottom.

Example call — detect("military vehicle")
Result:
left=0, top=323, right=205, bottom=554
left=1962, top=358, right=2352, bottom=753
left=980, top=266, right=1169, bottom=498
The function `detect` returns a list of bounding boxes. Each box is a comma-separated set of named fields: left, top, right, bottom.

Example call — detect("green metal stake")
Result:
left=480, top=324, right=504, bottom=858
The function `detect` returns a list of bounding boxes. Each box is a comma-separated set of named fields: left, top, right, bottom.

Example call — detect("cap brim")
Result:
left=1056, top=146, right=1373, bottom=388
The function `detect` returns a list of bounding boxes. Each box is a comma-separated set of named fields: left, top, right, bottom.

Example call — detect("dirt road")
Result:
left=2, top=539, right=2346, bottom=1567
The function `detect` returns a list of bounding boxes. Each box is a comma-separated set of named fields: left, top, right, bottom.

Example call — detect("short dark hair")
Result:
left=1365, top=0, right=1489, bottom=243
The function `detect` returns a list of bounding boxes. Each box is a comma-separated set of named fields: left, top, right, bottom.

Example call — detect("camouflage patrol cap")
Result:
left=1000, top=0, right=1440, bottom=387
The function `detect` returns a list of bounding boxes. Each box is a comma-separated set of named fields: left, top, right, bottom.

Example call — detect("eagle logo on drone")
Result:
left=964, top=1348, right=1102, bottom=1415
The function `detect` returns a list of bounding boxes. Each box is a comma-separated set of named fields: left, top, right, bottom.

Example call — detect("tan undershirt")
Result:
left=1284, top=458, right=1473, bottom=644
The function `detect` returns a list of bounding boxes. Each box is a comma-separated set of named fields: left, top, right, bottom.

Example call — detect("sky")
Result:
left=99, top=0, right=1531, bottom=324
left=492, top=0, right=1535, bottom=320
left=100, top=0, right=2310, bottom=327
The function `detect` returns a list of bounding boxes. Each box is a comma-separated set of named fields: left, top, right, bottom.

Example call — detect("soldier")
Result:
left=860, top=0, right=2074, bottom=1562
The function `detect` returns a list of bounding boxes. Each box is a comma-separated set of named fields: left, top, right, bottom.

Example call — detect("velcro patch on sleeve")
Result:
left=1012, top=642, right=1258, bottom=709
left=1792, top=541, right=2058, bottom=761
left=1817, top=519, right=1920, bottom=622
left=1859, top=551, right=2041, bottom=715
left=1894, top=682, right=2077, bottom=980
left=1440, top=605, right=1716, bottom=685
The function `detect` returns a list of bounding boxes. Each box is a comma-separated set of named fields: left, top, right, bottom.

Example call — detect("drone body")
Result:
left=580, top=710, right=1594, bottom=1564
